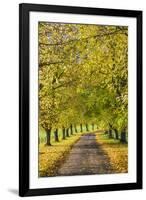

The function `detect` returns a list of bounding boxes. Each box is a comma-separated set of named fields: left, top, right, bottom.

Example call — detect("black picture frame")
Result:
left=19, top=3, right=143, bottom=197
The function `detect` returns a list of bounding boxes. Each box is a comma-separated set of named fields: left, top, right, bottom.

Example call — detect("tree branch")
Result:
left=39, top=29, right=127, bottom=46
left=39, top=61, right=64, bottom=67
left=53, top=79, right=77, bottom=90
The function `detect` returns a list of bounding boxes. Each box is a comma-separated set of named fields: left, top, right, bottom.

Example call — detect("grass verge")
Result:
left=96, top=132, right=128, bottom=173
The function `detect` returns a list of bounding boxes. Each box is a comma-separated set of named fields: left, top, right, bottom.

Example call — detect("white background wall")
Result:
left=0, top=0, right=145, bottom=199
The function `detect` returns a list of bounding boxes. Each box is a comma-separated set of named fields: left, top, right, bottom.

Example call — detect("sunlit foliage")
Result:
left=38, top=22, right=128, bottom=176
left=39, top=22, right=128, bottom=142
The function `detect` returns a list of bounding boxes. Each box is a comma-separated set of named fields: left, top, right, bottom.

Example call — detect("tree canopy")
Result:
left=38, top=22, right=128, bottom=138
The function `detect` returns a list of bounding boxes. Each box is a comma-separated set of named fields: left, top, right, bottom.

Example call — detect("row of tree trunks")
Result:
left=45, top=126, right=127, bottom=146
left=62, top=125, right=79, bottom=139
left=106, top=128, right=127, bottom=143
left=62, top=127, right=71, bottom=139
left=44, top=123, right=99, bottom=146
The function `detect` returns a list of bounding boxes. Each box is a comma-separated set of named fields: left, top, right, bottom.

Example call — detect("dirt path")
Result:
left=57, top=133, right=113, bottom=176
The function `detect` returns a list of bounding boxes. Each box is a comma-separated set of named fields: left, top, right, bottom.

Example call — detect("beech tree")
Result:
left=38, top=22, right=128, bottom=145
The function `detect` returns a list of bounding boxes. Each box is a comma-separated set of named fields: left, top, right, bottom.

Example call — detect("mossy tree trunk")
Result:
left=54, top=128, right=59, bottom=142
left=86, top=124, right=89, bottom=132
left=108, top=123, right=113, bottom=138
left=66, top=128, right=70, bottom=137
left=114, top=129, right=119, bottom=140
left=70, top=124, right=73, bottom=135
left=120, top=129, right=127, bottom=143
left=46, top=128, right=51, bottom=146
left=74, top=125, right=78, bottom=133
left=80, top=124, right=83, bottom=132
left=109, top=129, right=113, bottom=138
left=62, top=127, right=66, bottom=140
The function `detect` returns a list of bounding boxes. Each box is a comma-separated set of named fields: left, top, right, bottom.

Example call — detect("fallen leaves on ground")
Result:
left=96, top=133, right=128, bottom=173
left=39, top=133, right=82, bottom=177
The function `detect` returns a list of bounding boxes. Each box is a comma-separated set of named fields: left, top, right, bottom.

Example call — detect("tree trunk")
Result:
left=92, top=123, right=94, bottom=131
left=66, top=128, right=69, bottom=137
left=62, top=127, right=66, bottom=140
left=80, top=124, right=83, bottom=132
left=54, top=128, right=59, bottom=142
left=46, top=128, right=51, bottom=146
left=108, top=123, right=113, bottom=138
left=114, top=129, right=119, bottom=140
left=74, top=125, right=78, bottom=133
left=70, top=124, right=73, bottom=135
left=109, top=129, right=113, bottom=138
left=86, top=124, right=89, bottom=132
left=120, top=130, right=127, bottom=143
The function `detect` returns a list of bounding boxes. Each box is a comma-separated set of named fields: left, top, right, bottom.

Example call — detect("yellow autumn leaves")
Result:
left=39, top=133, right=82, bottom=177
left=96, top=133, right=128, bottom=173
left=39, top=131, right=128, bottom=177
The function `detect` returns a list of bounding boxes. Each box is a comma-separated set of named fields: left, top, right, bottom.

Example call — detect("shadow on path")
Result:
left=57, top=133, right=113, bottom=176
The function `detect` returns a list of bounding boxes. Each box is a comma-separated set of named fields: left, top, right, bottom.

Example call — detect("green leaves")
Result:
left=38, top=22, right=128, bottom=132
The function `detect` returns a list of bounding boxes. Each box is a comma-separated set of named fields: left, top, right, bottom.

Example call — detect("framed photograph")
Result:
left=19, top=3, right=142, bottom=196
